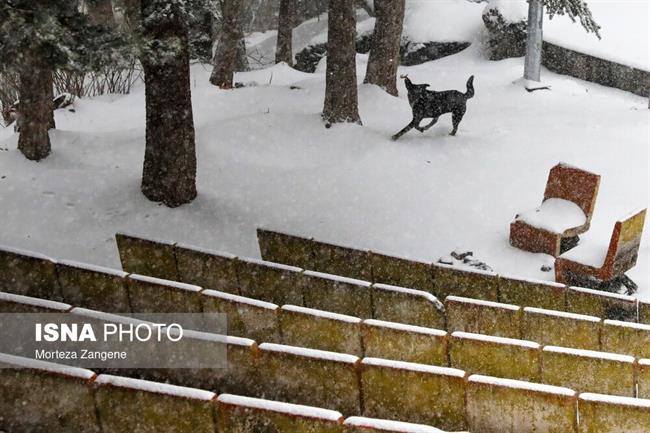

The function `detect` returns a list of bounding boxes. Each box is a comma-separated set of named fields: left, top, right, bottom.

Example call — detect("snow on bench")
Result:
left=364, top=319, right=446, bottom=337
left=579, top=393, right=650, bottom=409
left=202, top=289, right=278, bottom=309
left=303, top=269, right=372, bottom=287
left=0, top=291, right=71, bottom=312
left=258, top=342, right=359, bottom=364
left=523, top=306, right=601, bottom=322
left=362, top=357, right=465, bottom=378
left=129, top=273, right=202, bottom=293
left=95, top=374, right=215, bottom=400
left=0, top=353, right=95, bottom=380
left=175, top=242, right=236, bottom=260
left=0, top=244, right=54, bottom=261
left=446, top=295, right=519, bottom=311
left=344, top=416, right=454, bottom=433
left=515, top=198, right=586, bottom=234
left=217, top=394, right=344, bottom=422
left=282, top=304, right=362, bottom=323
left=58, top=259, right=128, bottom=278
left=468, top=374, right=575, bottom=397
left=237, top=256, right=303, bottom=273
left=451, top=331, right=539, bottom=349
left=373, top=283, right=443, bottom=309
left=543, top=345, right=634, bottom=364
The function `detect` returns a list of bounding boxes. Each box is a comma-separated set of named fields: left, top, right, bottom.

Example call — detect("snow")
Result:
left=364, top=319, right=447, bottom=336
left=95, top=374, right=216, bottom=400
left=403, top=0, right=484, bottom=43
left=496, top=275, right=565, bottom=288
left=259, top=342, right=360, bottom=364
left=116, top=231, right=175, bottom=246
left=202, top=289, right=278, bottom=310
left=543, top=345, right=635, bottom=363
left=640, top=359, right=650, bottom=366
left=0, top=244, right=53, bottom=261
left=468, top=374, right=576, bottom=396
left=178, top=329, right=255, bottom=347
left=524, top=307, right=602, bottom=323
left=568, top=286, right=636, bottom=302
left=281, top=304, right=362, bottom=323
left=452, top=331, right=540, bottom=349
left=129, top=273, right=203, bottom=292
left=560, top=239, right=611, bottom=268
left=0, top=353, right=96, bottom=380
left=0, top=19, right=648, bottom=303
left=516, top=198, right=587, bottom=233
left=175, top=242, right=237, bottom=260
left=217, top=394, right=344, bottom=421
left=373, top=283, right=444, bottom=308
left=344, top=416, right=453, bottom=433
left=237, top=256, right=303, bottom=273
left=446, top=296, right=520, bottom=311
left=435, top=262, right=497, bottom=278
left=484, top=0, right=528, bottom=23
left=579, top=392, right=650, bottom=408
left=303, top=270, right=372, bottom=287
left=603, top=319, right=650, bottom=331
left=544, top=0, right=650, bottom=71
left=0, top=291, right=71, bottom=311
left=362, top=357, right=466, bottom=378
left=58, top=259, right=128, bottom=278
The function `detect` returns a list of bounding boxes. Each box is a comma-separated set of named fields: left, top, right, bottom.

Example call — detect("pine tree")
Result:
left=322, top=0, right=361, bottom=125
left=0, top=1, right=87, bottom=161
left=524, top=0, right=600, bottom=82
left=138, top=0, right=198, bottom=206
left=364, top=0, right=405, bottom=96
left=275, top=0, right=295, bottom=65
left=210, top=0, right=246, bottom=88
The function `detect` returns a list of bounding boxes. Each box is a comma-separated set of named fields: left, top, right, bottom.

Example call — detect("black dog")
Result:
left=392, top=75, right=474, bottom=140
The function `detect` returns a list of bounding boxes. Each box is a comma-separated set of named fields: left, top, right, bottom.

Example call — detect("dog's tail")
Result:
left=465, top=75, right=475, bottom=99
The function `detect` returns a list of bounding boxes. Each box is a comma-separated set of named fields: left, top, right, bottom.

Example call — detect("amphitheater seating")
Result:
left=0, top=291, right=71, bottom=313
left=509, top=163, right=600, bottom=257
left=255, top=228, right=644, bottom=323
left=4, top=235, right=650, bottom=432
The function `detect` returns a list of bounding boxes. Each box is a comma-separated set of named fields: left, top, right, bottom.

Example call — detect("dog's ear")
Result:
left=399, top=74, right=409, bottom=80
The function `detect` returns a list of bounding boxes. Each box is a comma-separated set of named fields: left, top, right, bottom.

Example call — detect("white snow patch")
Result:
left=484, top=0, right=528, bottom=23
left=218, top=394, right=344, bottom=421
left=0, top=244, right=53, bottom=261
left=95, top=374, right=215, bottom=400
left=259, top=342, right=360, bottom=364
left=70, top=307, right=149, bottom=326
left=116, top=231, right=175, bottom=246
left=58, top=259, right=128, bottom=278
left=603, top=319, right=650, bottom=331
left=403, top=0, right=484, bottom=42
left=373, top=283, right=443, bottom=308
left=452, top=331, right=540, bottom=349
left=177, top=329, right=255, bottom=347
left=516, top=198, right=587, bottom=233
left=469, top=374, right=576, bottom=396
left=238, top=256, right=303, bottom=273
left=0, top=292, right=71, bottom=311
left=202, top=289, right=278, bottom=310
left=436, top=262, right=498, bottom=277
left=128, top=273, right=202, bottom=292
left=364, top=319, right=447, bottom=336
left=560, top=241, right=609, bottom=268
left=639, top=359, right=650, bottom=366
left=362, top=357, right=466, bottom=378
left=523, top=307, right=601, bottom=323
left=0, top=353, right=95, bottom=380
left=579, top=392, right=650, bottom=408
left=303, top=270, right=372, bottom=287
left=543, top=345, right=635, bottom=363
left=281, top=304, right=362, bottom=323
left=446, top=296, right=520, bottom=311
left=568, top=286, right=636, bottom=302
left=175, top=242, right=237, bottom=260
left=498, top=275, right=565, bottom=288
left=344, top=416, right=451, bottom=433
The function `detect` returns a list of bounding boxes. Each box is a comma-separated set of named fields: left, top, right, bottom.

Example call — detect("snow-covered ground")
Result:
left=1, top=42, right=647, bottom=298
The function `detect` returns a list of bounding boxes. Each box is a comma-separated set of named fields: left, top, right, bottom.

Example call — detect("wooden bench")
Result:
left=555, top=209, right=646, bottom=290
left=510, top=163, right=600, bottom=257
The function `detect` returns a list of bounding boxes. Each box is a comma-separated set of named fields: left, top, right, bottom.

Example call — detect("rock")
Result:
left=482, top=4, right=527, bottom=60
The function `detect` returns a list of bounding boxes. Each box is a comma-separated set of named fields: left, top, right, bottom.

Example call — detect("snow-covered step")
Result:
left=0, top=245, right=60, bottom=300
left=445, top=296, right=522, bottom=339
left=0, top=291, right=71, bottom=313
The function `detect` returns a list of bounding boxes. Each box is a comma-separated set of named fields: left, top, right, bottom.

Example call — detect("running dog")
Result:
left=392, top=75, right=474, bottom=140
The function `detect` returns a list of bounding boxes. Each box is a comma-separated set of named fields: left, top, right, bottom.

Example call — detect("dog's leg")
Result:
left=450, top=107, right=466, bottom=136
left=418, top=117, right=439, bottom=133
left=392, top=118, right=419, bottom=141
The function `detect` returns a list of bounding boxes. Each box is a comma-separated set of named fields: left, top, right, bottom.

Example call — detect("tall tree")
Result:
left=364, top=0, right=405, bottom=96
left=275, top=0, right=294, bottom=65
left=322, top=0, right=361, bottom=125
left=524, top=0, right=599, bottom=82
left=139, top=0, right=197, bottom=206
left=210, top=0, right=245, bottom=88
left=0, top=1, right=86, bottom=161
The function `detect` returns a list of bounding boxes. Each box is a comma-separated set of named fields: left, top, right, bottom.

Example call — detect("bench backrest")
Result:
left=543, top=163, right=600, bottom=222
left=605, top=209, right=646, bottom=275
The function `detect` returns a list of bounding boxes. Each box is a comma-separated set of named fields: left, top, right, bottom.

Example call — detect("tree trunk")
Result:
left=17, top=52, right=53, bottom=161
left=364, top=0, right=405, bottom=96
left=524, top=0, right=543, bottom=81
left=322, top=0, right=361, bottom=125
left=210, top=0, right=245, bottom=88
left=87, top=0, right=116, bottom=26
left=46, top=69, right=55, bottom=130
left=140, top=0, right=197, bottom=207
left=275, top=0, right=294, bottom=65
